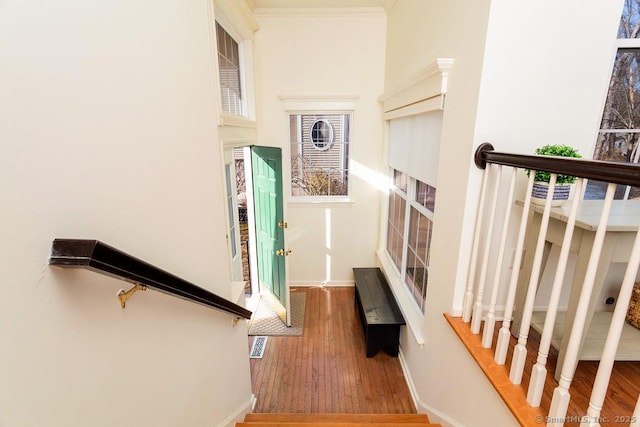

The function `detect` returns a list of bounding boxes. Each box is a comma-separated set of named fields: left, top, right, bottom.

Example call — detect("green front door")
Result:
left=251, top=146, right=288, bottom=324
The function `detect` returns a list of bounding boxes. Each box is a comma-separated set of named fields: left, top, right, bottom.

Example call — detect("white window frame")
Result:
left=385, top=172, right=435, bottom=313
left=280, top=96, right=358, bottom=205
left=212, top=2, right=257, bottom=124
left=589, top=3, right=640, bottom=199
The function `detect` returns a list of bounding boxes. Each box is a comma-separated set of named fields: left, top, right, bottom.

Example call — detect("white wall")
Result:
left=0, top=0, right=253, bottom=425
left=253, top=9, right=387, bottom=286
left=471, top=0, right=624, bottom=317
left=382, top=0, right=625, bottom=425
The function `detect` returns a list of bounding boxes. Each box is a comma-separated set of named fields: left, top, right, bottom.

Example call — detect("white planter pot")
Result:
left=531, top=182, right=572, bottom=206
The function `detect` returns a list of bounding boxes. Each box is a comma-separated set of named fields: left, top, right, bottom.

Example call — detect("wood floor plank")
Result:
left=249, top=287, right=416, bottom=414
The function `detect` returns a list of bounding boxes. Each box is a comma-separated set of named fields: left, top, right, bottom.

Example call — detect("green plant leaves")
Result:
left=528, top=144, right=582, bottom=184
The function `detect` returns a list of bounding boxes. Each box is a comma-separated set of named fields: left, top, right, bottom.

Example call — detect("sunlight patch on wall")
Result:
left=350, top=160, right=389, bottom=194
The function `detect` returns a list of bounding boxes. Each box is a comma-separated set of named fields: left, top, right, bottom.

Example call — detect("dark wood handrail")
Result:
left=49, top=239, right=252, bottom=319
left=475, top=142, right=640, bottom=187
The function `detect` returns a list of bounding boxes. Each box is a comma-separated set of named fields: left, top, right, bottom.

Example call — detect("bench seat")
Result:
left=353, top=267, right=405, bottom=357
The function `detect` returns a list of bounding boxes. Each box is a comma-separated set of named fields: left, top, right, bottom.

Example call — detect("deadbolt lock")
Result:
left=276, top=249, right=293, bottom=256
left=278, top=221, right=288, bottom=229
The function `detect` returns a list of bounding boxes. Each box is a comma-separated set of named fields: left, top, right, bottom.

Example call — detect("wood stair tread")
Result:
left=238, top=413, right=441, bottom=426
left=244, top=413, right=431, bottom=423
left=237, top=423, right=438, bottom=427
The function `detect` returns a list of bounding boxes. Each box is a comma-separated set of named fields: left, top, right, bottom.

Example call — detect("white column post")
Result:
left=509, top=174, right=557, bottom=385
left=483, top=167, right=516, bottom=348
left=471, top=165, right=502, bottom=334
left=527, top=179, right=583, bottom=407
left=548, top=183, right=616, bottom=424
left=495, top=172, right=535, bottom=365
left=583, top=225, right=640, bottom=426
left=463, top=167, right=490, bottom=322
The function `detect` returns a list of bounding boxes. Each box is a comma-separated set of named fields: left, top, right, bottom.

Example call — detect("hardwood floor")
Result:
left=249, top=287, right=416, bottom=414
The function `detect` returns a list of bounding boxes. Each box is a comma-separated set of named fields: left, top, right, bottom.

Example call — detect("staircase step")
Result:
left=244, top=413, right=431, bottom=423
left=237, top=423, right=436, bottom=427
left=238, top=413, right=441, bottom=426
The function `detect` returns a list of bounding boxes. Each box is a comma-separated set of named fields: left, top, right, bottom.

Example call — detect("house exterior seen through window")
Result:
left=216, top=22, right=244, bottom=116
left=587, top=0, right=640, bottom=199
left=386, top=169, right=436, bottom=311
left=290, top=113, right=350, bottom=197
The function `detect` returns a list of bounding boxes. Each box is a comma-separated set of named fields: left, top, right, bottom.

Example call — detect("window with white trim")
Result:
left=290, top=113, right=351, bottom=197
left=216, top=22, right=244, bottom=116
left=386, top=169, right=436, bottom=311
left=587, top=0, right=640, bottom=199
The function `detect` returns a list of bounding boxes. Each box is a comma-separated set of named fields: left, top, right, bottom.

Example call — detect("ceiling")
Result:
left=251, top=0, right=388, bottom=9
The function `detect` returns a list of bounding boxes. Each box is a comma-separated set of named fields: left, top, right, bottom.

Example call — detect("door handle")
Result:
left=276, top=249, right=292, bottom=256
left=278, top=221, right=288, bottom=229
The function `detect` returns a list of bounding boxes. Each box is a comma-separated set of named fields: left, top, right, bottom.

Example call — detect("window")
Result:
left=385, top=169, right=436, bottom=311
left=387, top=170, right=407, bottom=270
left=216, top=22, right=244, bottom=116
left=225, top=164, right=238, bottom=257
left=290, top=113, right=351, bottom=197
left=587, top=0, right=640, bottom=199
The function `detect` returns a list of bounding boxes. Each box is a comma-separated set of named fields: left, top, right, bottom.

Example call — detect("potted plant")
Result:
left=529, top=144, right=582, bottom=206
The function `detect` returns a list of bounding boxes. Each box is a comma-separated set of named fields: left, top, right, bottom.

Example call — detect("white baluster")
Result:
left=527, top=178, right=584, bottom=407
left=548, top=183, right=616, bottom=425
left=471, top=165, right=502, bottom=334
left=510, top=174, right=557, bottom=385
left=463, top=167, right=490, bottom=322
left=495, top=172, right=535, bottom=365
left=482, top=167, right=516, bottom=348
left=462, top=168, right=489, bottom=323
left=583, top=225, right=640, bottom=426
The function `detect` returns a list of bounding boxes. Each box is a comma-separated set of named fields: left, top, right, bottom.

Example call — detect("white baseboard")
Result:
left=289, top=280, right=354, bottom=287
left=398, top=348, right=462, bottom=427
left=220, top=394, right=256, bottom=427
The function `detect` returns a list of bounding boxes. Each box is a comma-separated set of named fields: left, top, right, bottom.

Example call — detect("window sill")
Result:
left=376, top=249, right=425, bottom=347
left=220, top=114, right=256, bottom=128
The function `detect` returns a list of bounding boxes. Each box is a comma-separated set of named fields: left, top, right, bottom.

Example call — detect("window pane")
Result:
left=216, top=22, right=243, bottom=116
left=393, top=169, right=407, bottom=193
left=600, top=50, right=640, bottom=131
left=404, top=205, right=432, bottom=310
left=417, top=213, right=431, bottom=263
left=406, top=249, right=416, bottom=286
left=416, top=180, right=436, bottom=212
left=290, top=114, right=351, bottom=197
left=619, top=0, right=640, bottom=39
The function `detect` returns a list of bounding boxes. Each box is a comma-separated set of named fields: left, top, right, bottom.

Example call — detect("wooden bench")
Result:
left=353, top=268, right=405, bottom=357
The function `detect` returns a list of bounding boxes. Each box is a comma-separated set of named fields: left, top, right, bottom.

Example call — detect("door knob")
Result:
left=276, top=249, right=285, bottom=256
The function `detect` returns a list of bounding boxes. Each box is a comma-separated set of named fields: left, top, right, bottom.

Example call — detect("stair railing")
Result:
left=461, top=143, right=640, bottom=426
left=49, top=239, right=252, bottom=320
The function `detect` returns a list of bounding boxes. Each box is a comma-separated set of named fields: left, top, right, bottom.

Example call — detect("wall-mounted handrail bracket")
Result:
left=117, top=283, right=147, bottom=309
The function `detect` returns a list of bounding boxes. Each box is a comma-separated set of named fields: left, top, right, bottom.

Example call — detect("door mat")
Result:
left=248, top=292, right=306, bottom=336
left=249, top=336, right=268, bottom=359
